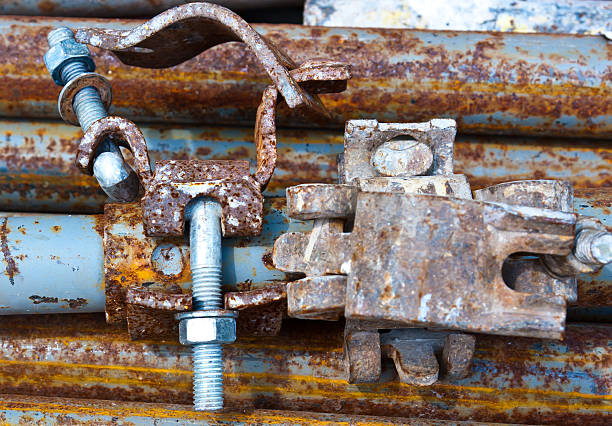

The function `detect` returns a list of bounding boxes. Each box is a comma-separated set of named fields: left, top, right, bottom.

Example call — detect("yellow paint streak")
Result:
left=0, top=173, right=96, bottom=188
left=0, top=356, right=608, bottom=412
left=0, top=358, right=191, bottom=376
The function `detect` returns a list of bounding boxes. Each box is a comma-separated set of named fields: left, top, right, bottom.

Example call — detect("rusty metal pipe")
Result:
left=1, top=16, right=609, bottom=138
left=0, top=314, right=608, bottom=425
left=0, top=119, right=609, bottom=214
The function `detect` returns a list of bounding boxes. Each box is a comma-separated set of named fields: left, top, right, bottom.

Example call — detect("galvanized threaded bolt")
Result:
left=575, top=229, right=612, bottom=265
left=177, top=198, right=236, bottom=411
left=45, top=27, right=139, bottom=202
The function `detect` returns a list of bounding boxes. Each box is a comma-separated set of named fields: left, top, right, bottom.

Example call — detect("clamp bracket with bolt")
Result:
left=44, top=27, right=141, bottom=203
left=71, top=2, right=351, bottom=412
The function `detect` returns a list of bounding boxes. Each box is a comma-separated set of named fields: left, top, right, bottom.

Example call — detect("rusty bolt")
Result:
left=371, top=139, right=433, bottom=177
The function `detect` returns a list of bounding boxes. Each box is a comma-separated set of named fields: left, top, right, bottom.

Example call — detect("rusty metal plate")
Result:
left=344, top=192, right=575, bottom=338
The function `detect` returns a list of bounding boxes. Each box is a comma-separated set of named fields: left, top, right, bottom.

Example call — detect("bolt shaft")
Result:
left=46, top=27, right=139, bottom=202
left=189, top=198, right=225, bottom=411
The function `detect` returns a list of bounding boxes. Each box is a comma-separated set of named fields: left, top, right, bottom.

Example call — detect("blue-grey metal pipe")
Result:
left=0, top=212, right=104, bottom=314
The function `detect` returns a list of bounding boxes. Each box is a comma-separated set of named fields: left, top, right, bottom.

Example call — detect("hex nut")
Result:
left=44, top=39, right=94, bottom=85
left=178, top=316, right=236, bottom=345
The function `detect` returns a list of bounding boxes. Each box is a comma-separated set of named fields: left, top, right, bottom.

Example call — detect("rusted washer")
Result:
left=58, top=73, right=112, bottom=126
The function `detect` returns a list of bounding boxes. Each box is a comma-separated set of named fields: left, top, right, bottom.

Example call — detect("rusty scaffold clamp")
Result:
left=61, top=1, right=351, bottom=411
left=270, top=119, right=611, bottom=386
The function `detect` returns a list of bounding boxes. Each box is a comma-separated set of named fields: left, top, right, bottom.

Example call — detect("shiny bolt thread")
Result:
left=189, top=198, right=224, bottom=411
left=47, top=27, right=139, bottom=202
left=48, top=28, right=107, bottom=132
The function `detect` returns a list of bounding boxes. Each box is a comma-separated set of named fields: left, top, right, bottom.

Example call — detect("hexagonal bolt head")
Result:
left=178, top=316, right=236, bottom=346
left=44, top=28, right=94, bottom=85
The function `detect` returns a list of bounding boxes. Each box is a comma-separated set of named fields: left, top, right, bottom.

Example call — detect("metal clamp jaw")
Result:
left=271, top=118, right=612, bottom=385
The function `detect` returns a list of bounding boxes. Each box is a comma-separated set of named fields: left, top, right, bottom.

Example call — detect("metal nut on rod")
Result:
left=44, top=27, right=140, bottom=202
left=177, top=197, right=237, bottom=411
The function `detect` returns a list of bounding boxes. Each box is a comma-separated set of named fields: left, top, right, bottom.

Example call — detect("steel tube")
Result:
left=0, top=16, right=609, bottom=137
left=0, top=212, right=104, bottom=314
left=0, top=394, right=465, bottom=425
left=0, top=314, right=608, bottom=424
left=0, top=119, right=608, bottom=214
left=0, top=196, right=608, bottom=314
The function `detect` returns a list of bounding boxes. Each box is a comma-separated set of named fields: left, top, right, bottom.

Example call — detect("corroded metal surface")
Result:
left=276, top=187, right=581, bottom=336
left=345, top=193, right=575, bottom=338
left=0, top=394, right=487, bottom=425
left=0, top=1, right=305, bottom=18
left=225, top=283, right=287, bottom=336
left=0, top=314, right=609, bottom=424
left=380, top=329, right=476, bottom=386
left=475, top=179, right=578, bottom=303
left=343, top=119, right=456, bottom=183
left=1, top=17, right=610, bottom=137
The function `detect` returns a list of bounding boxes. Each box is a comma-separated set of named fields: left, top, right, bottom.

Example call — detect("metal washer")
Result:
left=58, top=72, right=112, bottom=126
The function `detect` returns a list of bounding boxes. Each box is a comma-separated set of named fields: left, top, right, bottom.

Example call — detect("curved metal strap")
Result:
left=74, top=2, right=315, bottom=111
left=253, top=60, right=352, bottom=189
left=78, top=116, right=153, bottom=188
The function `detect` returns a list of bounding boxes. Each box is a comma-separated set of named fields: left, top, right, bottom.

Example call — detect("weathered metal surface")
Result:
left=141, top=159, right=264, bottom=237
left=0, top=120, right=608, bottom=213
left=0, top=17, right=610, bottom=137
left=475, top=180, right=578, bottom=303
left=380, top=329, right=476, bottom=386
left=343, top=119, right=456, bottom=184
left=304, top=0, right=612, bottom=35
left=287, top=275, right=346, bottom=320
left=0, top=212, right=104, bottom=314
left=343, top=323, right=381, bottom=384
left=125, top=286, right=191, bottom=340
left=348, top=193, right=574, bottom=338
left=0, top=314, right=609, bottom=424
left=474, top=180, right=574, bottom=212
left=225, top=283, right=287, bottom=336
left=276, top=191, right=579, bottom=338
left=74, top=3, right=326, bottom=117
left=0, top=394, right=488, bottom=426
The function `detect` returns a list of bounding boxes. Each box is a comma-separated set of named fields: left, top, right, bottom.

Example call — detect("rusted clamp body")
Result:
left=77, top=3, right=350, bottom=332
left=272, top=119, right=597, bottom=385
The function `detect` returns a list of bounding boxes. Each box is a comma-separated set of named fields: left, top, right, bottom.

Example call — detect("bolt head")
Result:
left=371, top=139, right=433, bottom=177
left=592, top=233, right=612, bottom=265
left=44, top=38, right=94, bottom=85
left=178, top=315, right=236, bottom=346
